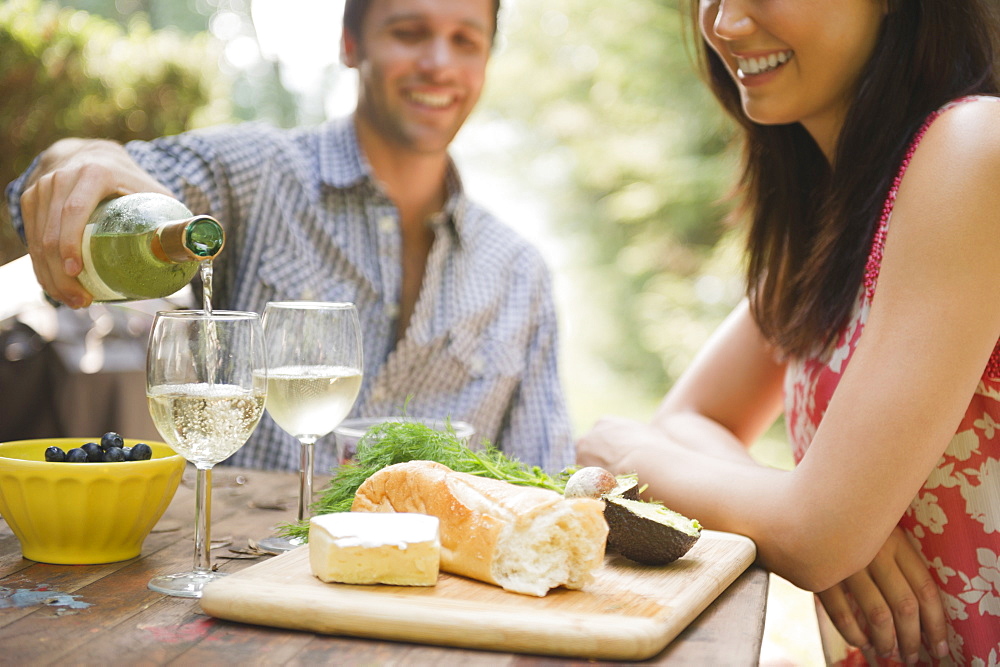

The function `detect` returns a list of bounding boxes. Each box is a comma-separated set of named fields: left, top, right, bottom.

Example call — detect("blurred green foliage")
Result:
left=50, top=0, right=300, bottom=127
left=0, top=0, right=231, bottom=265
left=0, top=0, right=754, bottom=424
left=482, top=0, right=744, bottom=398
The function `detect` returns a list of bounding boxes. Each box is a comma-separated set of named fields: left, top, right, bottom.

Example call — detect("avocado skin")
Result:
left=603, top=496, right=701, bottom=565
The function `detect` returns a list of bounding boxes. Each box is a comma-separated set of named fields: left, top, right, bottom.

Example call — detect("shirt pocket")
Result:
left=445, top=327, right=524, bottom=380
left=257, top=240, right=358, bottom=304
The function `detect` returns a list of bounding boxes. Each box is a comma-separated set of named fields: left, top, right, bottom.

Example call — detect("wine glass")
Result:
left=145, top=310, right=267, bottom=597
left=256, top=301, right=363, bottom=553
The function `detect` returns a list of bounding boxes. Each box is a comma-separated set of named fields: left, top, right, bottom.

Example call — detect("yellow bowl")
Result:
left=0, top=438, right=186, bottom=564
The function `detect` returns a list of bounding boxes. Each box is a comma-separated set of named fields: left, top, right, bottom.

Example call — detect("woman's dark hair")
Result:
left=344, top=0, right=501, bottom=43
left=690, top=0, right=1000, bottom=357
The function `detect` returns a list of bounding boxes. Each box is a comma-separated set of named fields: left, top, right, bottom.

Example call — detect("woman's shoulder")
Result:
left=919, top=96, right=1000, bottom=160
left=897, top=96, right=1000, bottom=200
left=870, top=95, right=1000, bottom=382
left=937, top=94, right=1000, bottom=115
left=936, top=95, right=1000, bottom=127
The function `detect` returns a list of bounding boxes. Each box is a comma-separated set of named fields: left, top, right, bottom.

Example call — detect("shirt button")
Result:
left=378, top=216, right=395, bottom=233
left=468, top=354, right=485, bottom=375
left=383, top=303, right=399, bottom=318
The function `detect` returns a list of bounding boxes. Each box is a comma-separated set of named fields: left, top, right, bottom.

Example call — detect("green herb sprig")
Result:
left=281, top=419, right=574, bottom=541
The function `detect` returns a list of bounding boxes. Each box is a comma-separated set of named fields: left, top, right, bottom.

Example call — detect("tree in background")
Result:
left=45, top=0, right=301, bottom=127
left=480, top=0, right=744, bottom=408
left=0, top=0, right=231, bottom=265
left=2, top=0, right=757, bottom=437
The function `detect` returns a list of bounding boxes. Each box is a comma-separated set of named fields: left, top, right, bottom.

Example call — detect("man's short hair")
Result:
left=343, top=0, right=501, bottom=43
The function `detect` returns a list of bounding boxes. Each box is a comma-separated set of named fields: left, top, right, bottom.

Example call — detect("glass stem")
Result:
left=297, top=437, right=317, bottom=522
left=193, top=465, right=213, bottom=573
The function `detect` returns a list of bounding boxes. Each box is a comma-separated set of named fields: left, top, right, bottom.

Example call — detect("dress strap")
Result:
left=862, top=96, right=1000, bottom=378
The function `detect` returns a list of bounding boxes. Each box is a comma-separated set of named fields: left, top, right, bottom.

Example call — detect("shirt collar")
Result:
left=318, top=114, right=470, bottom=246
left=317, top=115, right=370, bottom=189
left=437, top=166, right=469, bottom=245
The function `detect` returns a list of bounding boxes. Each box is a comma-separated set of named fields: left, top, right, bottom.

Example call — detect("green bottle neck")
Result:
left=152, top=216, right=225, bottom=263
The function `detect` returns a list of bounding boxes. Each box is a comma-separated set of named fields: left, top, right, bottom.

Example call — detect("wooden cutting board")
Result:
left=200, top=530, right=755, bottom=661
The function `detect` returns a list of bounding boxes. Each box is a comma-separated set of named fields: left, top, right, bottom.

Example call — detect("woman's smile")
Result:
left=736, top=50, right=794, bottom=78
left=700, top=0, right=885, bottom=155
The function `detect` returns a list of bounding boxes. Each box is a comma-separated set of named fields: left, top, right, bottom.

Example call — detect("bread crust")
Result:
left=351, top=460, right=608, bottom=595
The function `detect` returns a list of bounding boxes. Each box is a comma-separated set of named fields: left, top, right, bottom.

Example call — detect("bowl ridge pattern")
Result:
left=0, top=439, right=185, bottom=564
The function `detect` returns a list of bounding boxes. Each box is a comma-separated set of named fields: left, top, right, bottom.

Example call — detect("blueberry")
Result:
left=129, top=443, right=153, bottom=461
left=100, top=432, right=124, bottom=452
left=44, top=446, right=66, bottom=462
left=65, top=448, right=88, bottom=463
left=122, top=447, right=132, bottom=459
left=102, top=447, right=126, bottom=462
left=81, top=442, right=103, bottom=462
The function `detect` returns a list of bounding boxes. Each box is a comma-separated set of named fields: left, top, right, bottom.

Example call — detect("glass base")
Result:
left=148, top=569, right=227, bottom=598
left=257, top=535, right=304, bottom=554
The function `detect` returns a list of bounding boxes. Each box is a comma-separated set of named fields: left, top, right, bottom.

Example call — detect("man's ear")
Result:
left=342, top=29, right=360, bottom=68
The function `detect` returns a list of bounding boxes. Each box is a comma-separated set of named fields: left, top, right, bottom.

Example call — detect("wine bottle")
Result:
left=77, top=192, right=225, bottom=302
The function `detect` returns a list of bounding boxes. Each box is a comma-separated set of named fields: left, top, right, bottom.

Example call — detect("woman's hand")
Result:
left=817, top=526, right=948, bottom=663
left=576, top=416, right=661, bottom=475
left=579, top=415, right=950, bottom=662
left=577, top=411, right=758, bottom=477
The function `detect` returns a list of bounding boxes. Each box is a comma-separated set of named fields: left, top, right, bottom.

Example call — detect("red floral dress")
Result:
left=784, top=97, right=1000, bottom=666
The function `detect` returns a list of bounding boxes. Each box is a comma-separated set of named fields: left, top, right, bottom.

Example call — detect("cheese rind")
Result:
left=308, top=512, right=441, bottom=586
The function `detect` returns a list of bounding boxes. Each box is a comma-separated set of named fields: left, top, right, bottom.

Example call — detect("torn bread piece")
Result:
left=351, top=460, right=608, bottom=596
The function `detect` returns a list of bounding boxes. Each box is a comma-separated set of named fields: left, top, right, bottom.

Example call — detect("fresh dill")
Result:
left=281, top=419, right=574, bottom=541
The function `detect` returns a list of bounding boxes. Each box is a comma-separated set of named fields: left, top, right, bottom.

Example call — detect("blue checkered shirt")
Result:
left=6, top=116, right=574, bottom=474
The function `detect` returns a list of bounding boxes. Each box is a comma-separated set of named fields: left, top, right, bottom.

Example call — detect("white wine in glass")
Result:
left=257, top=301, right=363, bottom=553
left=146, top=310, right=267, bottom=597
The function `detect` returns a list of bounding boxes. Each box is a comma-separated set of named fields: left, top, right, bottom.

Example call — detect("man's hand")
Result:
left=19, top=138, right=172, bottom=308
left=817, top=526, right=948, bottom=663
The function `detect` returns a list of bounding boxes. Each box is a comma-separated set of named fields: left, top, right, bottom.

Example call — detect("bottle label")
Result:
left=78, top=225, right=126, bottom=301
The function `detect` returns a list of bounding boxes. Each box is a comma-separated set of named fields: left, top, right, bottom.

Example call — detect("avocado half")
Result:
left=603, top=496, right=702, bottom=565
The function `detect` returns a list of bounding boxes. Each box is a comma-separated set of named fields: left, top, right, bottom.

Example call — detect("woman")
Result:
left=577, top=0, right=1000, bottom=663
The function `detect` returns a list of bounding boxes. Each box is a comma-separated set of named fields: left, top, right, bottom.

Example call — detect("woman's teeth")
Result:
left=737, top=51, right=793, bottom=76
left=409, top=91, right=452, bottom=108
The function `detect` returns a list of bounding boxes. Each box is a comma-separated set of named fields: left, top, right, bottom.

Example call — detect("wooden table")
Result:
left=0, top=467, right=768, bottom=665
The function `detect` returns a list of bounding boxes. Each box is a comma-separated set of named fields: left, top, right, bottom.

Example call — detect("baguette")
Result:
left=351, top=460, right=608, bottom=596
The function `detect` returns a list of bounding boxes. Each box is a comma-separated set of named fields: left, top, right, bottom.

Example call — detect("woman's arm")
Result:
left=577, top=298, right=785, bottom=471
left=578, top=299, right=949, bottom=660
left=578, top=99, right=1000, bottom=593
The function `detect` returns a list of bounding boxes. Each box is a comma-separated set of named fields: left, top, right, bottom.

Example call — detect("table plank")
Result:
left=0, top=466, right=767, bottom=664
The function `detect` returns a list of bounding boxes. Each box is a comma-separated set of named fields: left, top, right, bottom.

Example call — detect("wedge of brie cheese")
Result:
left=308, top=512, right=441, bottom=586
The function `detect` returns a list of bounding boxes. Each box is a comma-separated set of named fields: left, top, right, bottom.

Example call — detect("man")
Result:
left=5, top=0, right=573, bottom=474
